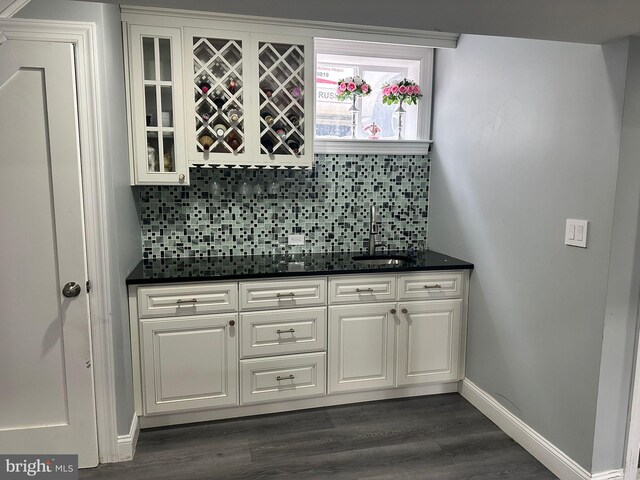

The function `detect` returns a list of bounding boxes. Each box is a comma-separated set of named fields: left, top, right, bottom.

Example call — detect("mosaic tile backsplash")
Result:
left=136, top=154, right=430, bottom=259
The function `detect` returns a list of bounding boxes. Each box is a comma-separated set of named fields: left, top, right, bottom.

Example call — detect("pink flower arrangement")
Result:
left=382, top=78, right=423, bottom=105
left=335, top=75, right=372, bottom=101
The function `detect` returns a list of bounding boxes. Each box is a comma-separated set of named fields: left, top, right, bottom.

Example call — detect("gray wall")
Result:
left=429, top=34, right=628, bottom=470
left=18, top=0, right=141, bottom=436
left=591, top=37, right=640, bottom=472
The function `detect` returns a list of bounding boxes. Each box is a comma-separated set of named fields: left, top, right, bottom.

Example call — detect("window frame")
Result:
left=314, top=38, right=434, bottom=154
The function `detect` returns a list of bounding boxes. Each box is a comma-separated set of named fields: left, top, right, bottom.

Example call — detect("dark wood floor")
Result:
left=80, top=394, right=557, bottom=479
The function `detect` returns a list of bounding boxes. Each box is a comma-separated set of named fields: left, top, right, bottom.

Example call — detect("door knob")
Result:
left=62, top=282, right=82, bottom=298
left=229, top=320, right=236, bottom=327
left=390, top=308, right=397, bottom=315
left=401, top=308, right=408, bottom=314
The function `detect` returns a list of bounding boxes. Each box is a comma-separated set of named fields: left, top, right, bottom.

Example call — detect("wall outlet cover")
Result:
left=288, top=234, right=305, bottom=246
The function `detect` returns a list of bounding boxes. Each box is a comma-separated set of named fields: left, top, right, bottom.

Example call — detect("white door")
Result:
left=328, top=303, right=396, bottom=393
left=396, top=299, right=462, bottom=386
left=0, top=40, right=98, bottom=467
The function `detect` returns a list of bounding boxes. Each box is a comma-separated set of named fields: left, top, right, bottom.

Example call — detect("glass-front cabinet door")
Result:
left=128, top=25, right=187, bottom=185
left=184, top=28, right=251, bottom=167
left=251, top=34, right=314, bottom=168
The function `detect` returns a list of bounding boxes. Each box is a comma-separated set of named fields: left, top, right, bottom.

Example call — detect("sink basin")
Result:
left=352, top=254, right=415, bottom=266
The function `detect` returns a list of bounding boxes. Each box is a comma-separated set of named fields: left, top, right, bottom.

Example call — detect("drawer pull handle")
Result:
left=356, top=288, right=374, bottom=293
left=423, top=284, right=442, bottom=289
left=276, top=328, right=296, bottom=334
left=401, top=308, right=409, bottom=314
left=277, top=292, right=296, bottom=298
left=276, top=375, right=295, bottom=381
left=176, top=298, right=198, bottom=304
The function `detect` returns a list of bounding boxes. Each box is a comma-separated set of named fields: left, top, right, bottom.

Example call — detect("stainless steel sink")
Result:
left=352, top=255, right=415, bottom=266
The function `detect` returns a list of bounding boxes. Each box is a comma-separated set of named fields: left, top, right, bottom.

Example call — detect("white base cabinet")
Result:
left=328, top=303, right=396, bottom=393
left=140, top=313, right=238, bottom=414
left=129, top=270, right=469, bottom=426
left=396, top=299, right=462, bottom=385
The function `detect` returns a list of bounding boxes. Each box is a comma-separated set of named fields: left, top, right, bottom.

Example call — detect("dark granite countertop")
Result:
left=126, top=250, right=473, bottom=285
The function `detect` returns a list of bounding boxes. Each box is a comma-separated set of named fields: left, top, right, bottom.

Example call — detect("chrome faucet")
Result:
left=368, top=205, right=384, bottom=255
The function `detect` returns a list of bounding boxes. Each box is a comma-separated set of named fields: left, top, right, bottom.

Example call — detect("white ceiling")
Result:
left=79, top=0, right=640, bottom=45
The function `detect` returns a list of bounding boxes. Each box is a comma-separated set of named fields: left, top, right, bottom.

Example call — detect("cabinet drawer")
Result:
left=329, top=275, right=397, bottom=304
left=240, top=278, right=326, bottom=310
left=137, top=283, right=238, bottom=318
left=240, top=352, right=326, bottom=404
left=398, top=272, right=463, bottom=300
left=240, top=307, right=326, bottom=358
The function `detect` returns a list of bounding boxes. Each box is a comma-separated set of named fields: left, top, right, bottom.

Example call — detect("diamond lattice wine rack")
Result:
left=192, top=35, right=246, bottom=163
left=257, top=41, right=305, bottom=159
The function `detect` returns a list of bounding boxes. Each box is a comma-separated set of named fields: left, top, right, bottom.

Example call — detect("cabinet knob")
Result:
left=401, top=308, right=408, bottom=314
left=229, top=320, right=236, bottom=327
left=179, top=173, right=186, bottom=182
left=390, top=308, right=397, bottom=315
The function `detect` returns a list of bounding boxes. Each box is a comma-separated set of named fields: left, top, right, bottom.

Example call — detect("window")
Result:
left=315, top=38, right=433, bottom=152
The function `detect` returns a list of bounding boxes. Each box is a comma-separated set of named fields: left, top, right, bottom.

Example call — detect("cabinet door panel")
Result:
left=329, top=304, right=396, bottom=393
left=397, top=300, right=461, bottom=385
left=141, top=314, right=238, bottom=414
left=184, top=28, right=252, bottom=165
left=128, top=25, right=187, bottom=185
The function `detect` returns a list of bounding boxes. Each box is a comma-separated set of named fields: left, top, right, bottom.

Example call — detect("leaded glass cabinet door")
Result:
left=184, top=29, right=251, bottom=167
left=250, top=34, right=314, bottom=168
left=128, top=25, right=188, bottom=185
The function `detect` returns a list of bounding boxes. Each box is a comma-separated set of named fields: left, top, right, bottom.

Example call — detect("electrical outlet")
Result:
left=288, top=234, right=305, bottom=246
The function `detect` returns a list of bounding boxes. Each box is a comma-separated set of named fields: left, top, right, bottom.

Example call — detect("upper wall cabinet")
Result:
left=183, top=30, right=314, bottom=169
left=127, top=25, right=189, bottom=185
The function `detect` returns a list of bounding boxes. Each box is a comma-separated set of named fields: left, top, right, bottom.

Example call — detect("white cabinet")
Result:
left=328, top=274, right=465, bottom=394
left=126, top=25, right=188, bottom=185
left=396, top=299, right=462, bottom=385
left=128, top=270, right=468, bottom=425
left=328, top=303, right=396, bottom=393
left=124, top=15, right=314, bottom=182
left=182, top=30, right=314, bottom=168
left=140, top=313, right=238, bottom=414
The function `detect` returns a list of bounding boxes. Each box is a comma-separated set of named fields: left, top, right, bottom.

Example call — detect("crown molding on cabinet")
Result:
left=0, top=0, right=30, bottom=18
left=120, top=5, right=458, bottom=49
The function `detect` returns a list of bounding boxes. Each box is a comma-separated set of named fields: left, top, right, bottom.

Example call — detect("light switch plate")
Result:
left=565, top=219, right=588, bottom=248
left=288, top=234, right=305, bottom=246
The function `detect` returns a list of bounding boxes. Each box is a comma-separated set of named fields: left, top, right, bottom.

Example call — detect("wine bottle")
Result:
left=289, top=86, right=302, bottom=98
left=226, top=130, right=242, bottom=151
left=261, top=84, right=274, bottom=98
left=212, top=123, right=227, bottom=138
left=227, top=109, right=241, bottom=124
left=287, top=114, right=300, bottom=127
left=198, top=134, right=215, bottom=151
left=212, top=91, right=226, bottom=110
left=228, top=78, right=238, bottom=94
left=199, top=102, right=214, bottom=122
left=287, top=140, right=300, bottom=153
left=261, top=137, right=274, bottom=154
left=274, top=126, right=287, bottom=140
left=197, top=75, right=211, bottom=94
left=261, top=112, right=275, bottom=126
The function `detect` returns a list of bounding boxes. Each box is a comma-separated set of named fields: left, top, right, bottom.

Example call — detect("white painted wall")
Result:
left=429, top=34, right=628, bottom=470
left=18, top=0, right=141, bottom=436
left=591, top=36, right=640, bottom=473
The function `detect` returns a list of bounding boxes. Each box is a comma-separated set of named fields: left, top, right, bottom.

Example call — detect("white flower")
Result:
left=353, top=75, right=363, bottom=86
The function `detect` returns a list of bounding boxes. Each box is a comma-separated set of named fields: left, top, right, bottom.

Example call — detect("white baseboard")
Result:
left=115, top=414, right=139, bottom=462
left=591, top=470, right=623, bottom=480
left=460, top=379, right=623, bottom=480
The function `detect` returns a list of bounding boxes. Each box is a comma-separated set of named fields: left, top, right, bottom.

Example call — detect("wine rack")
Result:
left=257, top=41, right=305, bottom=158
left=191, top=34, right=246, bottom=161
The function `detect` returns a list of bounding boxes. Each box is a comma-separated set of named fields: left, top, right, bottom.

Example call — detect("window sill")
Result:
left=314, top=139, right=432, bottom=155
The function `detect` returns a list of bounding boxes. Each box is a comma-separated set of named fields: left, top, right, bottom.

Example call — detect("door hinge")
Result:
left=86, top=280, right=91, bottom=293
